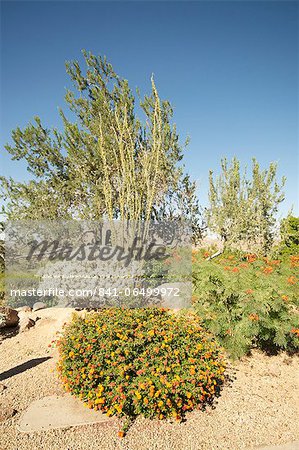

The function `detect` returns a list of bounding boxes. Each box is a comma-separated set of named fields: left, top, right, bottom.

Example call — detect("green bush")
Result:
left=192, top=251, right=299, bottom=358
left=56, top=308, right=226, bottom=427
left=280, top=216, right=299, bottom=256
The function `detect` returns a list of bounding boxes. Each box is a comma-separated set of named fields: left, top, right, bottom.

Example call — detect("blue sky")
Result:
left=1, top=1, right=298, bottom=216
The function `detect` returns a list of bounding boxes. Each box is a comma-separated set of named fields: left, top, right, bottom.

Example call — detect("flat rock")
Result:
left=19, top=317, right=35, bottom=332
left=20, top=306, right=32, bottom=313
left=17, top=394, right=114, bottom=432
left=32, top=302, right=47, bottom=312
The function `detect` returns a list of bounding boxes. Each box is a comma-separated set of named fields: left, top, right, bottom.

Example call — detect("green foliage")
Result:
left=207, top=157, right=286, bottom=254
left=1, top=51, right=202, bottom=241
left=192, top=251, right=299, bottom=358
left=56, top=308, right=226, bottom=427
left=280, top=216, right=299, bottom=256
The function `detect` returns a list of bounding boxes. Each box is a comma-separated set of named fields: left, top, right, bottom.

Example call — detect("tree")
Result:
left=207, top=157, right=286, bottom=254
left=1, top=50, right=202, bottom=240
left=280, top=215, right=299, bottom=255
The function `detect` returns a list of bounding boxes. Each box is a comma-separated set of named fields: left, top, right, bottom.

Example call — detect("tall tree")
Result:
left=1, top=51, right=202, bottom=239
left=207, top=157, right=285, bottom=254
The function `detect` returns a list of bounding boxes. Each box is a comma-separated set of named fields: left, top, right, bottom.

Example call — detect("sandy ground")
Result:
left=0, top=308, right=298, bottom=450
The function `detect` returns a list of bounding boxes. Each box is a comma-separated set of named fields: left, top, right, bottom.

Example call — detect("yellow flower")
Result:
left=115, top=404, right=122, bottom=413
left=135, top=391, right=141, bottom=400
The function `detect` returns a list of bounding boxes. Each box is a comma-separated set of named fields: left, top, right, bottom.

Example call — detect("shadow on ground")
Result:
left=0, top=326, right=20, bottom=343
left=0, top=357, right=52, bottom=381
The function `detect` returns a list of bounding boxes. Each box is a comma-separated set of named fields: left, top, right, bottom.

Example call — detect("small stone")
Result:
left=32, top=302, right=47, bottom=312
left=0, top=407, right=17, bottom=422
left=0, top=307, right=19, bottom=328
left=19, top=317, right=35, bottom=333
left=20, top=305, right=32, bottom=313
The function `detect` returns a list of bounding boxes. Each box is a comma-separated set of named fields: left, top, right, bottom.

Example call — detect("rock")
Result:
left=17, top=394, right=113, bottom=432
left=154, top=282, right=192, bottom=309
left=32, top=302, right=46, bottom=312
left=17, top=310, right=31, bottom=320
left=19, top=317, right=35, bottom=333
left=0, top=307, right=19, bottom=328
left=0, top=407, right=17, bottom=422
left=20, top=305, right=32, bottom=313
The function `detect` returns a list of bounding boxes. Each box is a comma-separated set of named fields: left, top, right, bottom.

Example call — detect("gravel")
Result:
left=0, top=308, right=298, bottom=450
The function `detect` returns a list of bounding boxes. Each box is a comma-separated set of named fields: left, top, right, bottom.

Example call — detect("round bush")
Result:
left=56, top=308, right=226, bottom=422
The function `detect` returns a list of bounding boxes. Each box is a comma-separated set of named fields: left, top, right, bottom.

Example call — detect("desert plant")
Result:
left=207, top=157, right=285, bottom=254
left=192, top=250, right=299, bottom=358
left=56, top=308, right=226, bottom=433
left=279, top=216, right=299, bottom=256
left=0, top=51, right=202, bottom=241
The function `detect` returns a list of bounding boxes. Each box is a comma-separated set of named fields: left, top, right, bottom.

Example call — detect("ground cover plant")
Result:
left=192, top=250, right=299, bottom=358
left=56, top=308, right=226, bottom=435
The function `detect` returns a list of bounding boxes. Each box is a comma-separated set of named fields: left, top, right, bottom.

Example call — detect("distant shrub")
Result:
left=280, top=216, right=299, bottom=256
left=192, top=250, right=299, bottom=358
left=56, top=308, right=226, bottom=428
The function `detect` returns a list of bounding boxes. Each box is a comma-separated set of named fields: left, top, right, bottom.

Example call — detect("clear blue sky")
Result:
left=1, top=1, right=298, bottom=216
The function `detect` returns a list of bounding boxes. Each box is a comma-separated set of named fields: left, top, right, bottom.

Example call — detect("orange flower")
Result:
left=246, top=253, right=257, bottom=263
left=232, top=267, right=239, bottom=273
left=118, top=431, right=125, bottom=438
left=290, top=255, right=299, bottom=267
left=239, top=263, right=248, bottom=269
left=249, top=313, right=259, bottom=321
left=263, top=266, right=273, bottom=275
left=290, top=328, right=299, bottom=337
left=246, top=289, right=253, bottom=295
left=269, top=260, right=280, bottom=266
left=203, top=251, right=210, bottom=259
left=281, top=295, right=288, bottom=302
left=287, top=276, right=297, bottom=285
left=227, top=255, right=234, bottom=261
left=224, top=266, right=230, bottom=271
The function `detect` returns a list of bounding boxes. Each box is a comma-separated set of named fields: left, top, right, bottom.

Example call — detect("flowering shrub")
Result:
left=56, top=308, right=226, bottom=428
left=192, top=252, right=299, bottom=358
